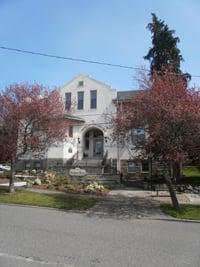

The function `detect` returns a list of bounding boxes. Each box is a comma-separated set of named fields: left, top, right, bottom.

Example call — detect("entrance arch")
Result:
left=83, top=128, right=104, bottom=158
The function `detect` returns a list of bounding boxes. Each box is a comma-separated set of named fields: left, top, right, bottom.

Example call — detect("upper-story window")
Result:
left=77, top=91, right=84, bottom=110
left=69, top=126, right=73, bottom=137
left=90, top=90, right=97, bottom=109
left=65, top=92, right=71, bottom=110
left=131, top=128, right=145, bottom=147
left=78, top=81, right=84, bottom=87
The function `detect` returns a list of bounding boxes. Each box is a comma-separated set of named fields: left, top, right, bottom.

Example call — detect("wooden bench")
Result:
left=154, top=184, right=176, bottom=196
left=15, top=174, right=35, bottom=180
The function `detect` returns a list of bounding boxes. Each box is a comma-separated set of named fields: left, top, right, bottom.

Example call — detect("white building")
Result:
left=21, top=74, right=154, bottom=179
left=47, top=74, right=138, bottom=166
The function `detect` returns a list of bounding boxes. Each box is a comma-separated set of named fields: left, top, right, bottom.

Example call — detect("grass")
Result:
left=182, top=166, right=200, bottom=186
left=182, top=166, right=200, bottom=177
left=150, top=166, right=200, bottom=186
left=161, top=203, right=200, bottom=220
left=0, top=189, right=97, bottom=211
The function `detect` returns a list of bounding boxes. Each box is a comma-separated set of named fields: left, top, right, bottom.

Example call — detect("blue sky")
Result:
left=1, top=0, right=200, bottom=91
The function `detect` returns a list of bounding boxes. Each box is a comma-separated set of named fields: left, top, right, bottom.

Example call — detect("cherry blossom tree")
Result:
left=0, top=84, right=70, bottom=192
left=114, top=70, right=200, bottom=209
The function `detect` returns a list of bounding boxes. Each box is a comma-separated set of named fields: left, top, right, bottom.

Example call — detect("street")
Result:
left=0, top=204, right=199, bottom=267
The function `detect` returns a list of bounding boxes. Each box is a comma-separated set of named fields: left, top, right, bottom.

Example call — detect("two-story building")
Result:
left=22, top=74, right=161, bottom=180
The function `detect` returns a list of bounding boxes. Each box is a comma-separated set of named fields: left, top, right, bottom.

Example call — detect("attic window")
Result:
left=78, top=81, right=84, bottom=87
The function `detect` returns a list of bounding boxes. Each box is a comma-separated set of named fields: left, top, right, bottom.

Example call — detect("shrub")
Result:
left=0, top=170, right=11, bottom=179
left=43, top=171, right=57, bottom=185
left=66, top=184, right=76, bottom=192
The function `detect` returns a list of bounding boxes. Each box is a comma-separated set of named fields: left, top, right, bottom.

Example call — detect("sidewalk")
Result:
left=26, top=188, right=169, bottom=220
left=26, top=187, right=200, bottom=205
left=109, top=189, right=200, bottom=205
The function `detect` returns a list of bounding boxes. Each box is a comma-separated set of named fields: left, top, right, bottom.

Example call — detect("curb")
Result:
left=1, top=203, right=199, bottom=223
left=0, top=203, right=91, bottom=214
left=151, top=217, right=200, bottom=223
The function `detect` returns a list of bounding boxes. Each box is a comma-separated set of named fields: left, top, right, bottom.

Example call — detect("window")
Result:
left=85, top=139, right=89, bottom=149
left=90, top=90, right=97, bottom=109
left=77, top=91, right=84, bottom=110
left=65, top=93, right=71, bottom=110
left=85, top=131, right=89, bottom=149
left=141, top=160, right=149, bottom=172
left=127, top=162, right=139, bottom=173
left=93, top=129, right=103, bottom=137
left=78, top=81, right=84, bottom=87
left=34, top=161, right=41, bottom=170
left=131, top=128, right=145, bottom=147
left=68, top=147, right=72, bottom=153
left=69, top=126, right=73, bottom=137
left=25, top=162, right=31, bottom=170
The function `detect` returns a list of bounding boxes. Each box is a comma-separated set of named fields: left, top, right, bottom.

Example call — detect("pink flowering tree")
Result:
left=0, top=84, right=70, bottom=192
left=113, top=70, right=200, bottom=209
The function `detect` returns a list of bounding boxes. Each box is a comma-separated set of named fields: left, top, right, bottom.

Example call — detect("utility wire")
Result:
left=1, top=45, right=200, bottom=78
left=0, top=46, right=136, bottom=70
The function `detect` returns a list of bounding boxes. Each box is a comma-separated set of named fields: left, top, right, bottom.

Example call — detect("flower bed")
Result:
left=22, top=170, right=109, bottom=196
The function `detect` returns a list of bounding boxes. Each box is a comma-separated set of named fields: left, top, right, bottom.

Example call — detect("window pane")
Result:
left=69, top=126, right=73, bottom=137
left=131, top=128, right=145, bottom=147
left=127, top=162, right=139, bottom=173
left=78, top=91, right=84, bottom=110
left=65, top=93, right=71, bottom=110
left=141, top=161, right=149, bottom=172
left=85, top=139, right=89, bottom=149
left=90, top=90, right=97, bottom=109
left=78, top=81, right=84, bottom=87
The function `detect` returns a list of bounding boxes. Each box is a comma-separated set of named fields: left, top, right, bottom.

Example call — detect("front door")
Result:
left=93, top=139, right=103, bottom=157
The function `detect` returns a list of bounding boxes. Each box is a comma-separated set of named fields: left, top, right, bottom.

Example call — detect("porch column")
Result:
left=89, top=131, right=93, bottom=158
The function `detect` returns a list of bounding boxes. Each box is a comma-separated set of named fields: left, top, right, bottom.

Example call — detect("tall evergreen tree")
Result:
left=144, top=13, right=183, bottom=75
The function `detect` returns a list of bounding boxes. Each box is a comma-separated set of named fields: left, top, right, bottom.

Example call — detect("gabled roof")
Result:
left=117, top=90, right=143, bottom=101
left=62, top=73, right=116, bottom=92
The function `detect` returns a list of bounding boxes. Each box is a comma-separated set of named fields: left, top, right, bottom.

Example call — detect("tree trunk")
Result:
left=172, top=161, right=181, bottom=182
left=164, top=173, right=180, bottom=210
left=9, top=160, right=16, bottom=193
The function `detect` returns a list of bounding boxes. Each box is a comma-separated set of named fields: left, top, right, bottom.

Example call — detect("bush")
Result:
left=66, top=184, right=76, bottom=192
left=0, top=171, right=11, bottom=179
left=43, top=171, right=57, bottom=185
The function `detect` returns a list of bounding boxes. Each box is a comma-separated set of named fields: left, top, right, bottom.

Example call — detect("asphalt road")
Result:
left=0, top=204, right=199, bottom=267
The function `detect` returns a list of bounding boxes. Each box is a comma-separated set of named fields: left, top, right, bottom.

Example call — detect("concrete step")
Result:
left=73, top=159, right=102, bottom=167
left=70, top=173, right=120, bottom=188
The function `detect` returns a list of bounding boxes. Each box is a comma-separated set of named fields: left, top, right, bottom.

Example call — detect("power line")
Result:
left=1, top=45, right=200, bottom=78
left=0, top=46, right=136, bottom=70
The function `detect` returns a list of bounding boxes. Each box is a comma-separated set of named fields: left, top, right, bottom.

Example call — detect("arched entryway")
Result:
left=83, top=128, right=104, bottom=158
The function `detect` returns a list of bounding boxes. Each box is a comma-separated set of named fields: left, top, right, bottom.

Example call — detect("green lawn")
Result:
left=182, top=166, right=200, bottom=185
left=0, top=190, right=97, bottom=211
left=161, top=203, right=200, bottom=220
left=182, top=166, right=200, bottom=177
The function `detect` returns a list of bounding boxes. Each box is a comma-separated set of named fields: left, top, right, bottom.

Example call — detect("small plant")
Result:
left=66, top=184, right=76, bottom=192
left=43, top=171, right=57, bottom=185
left=84, top=181, right=105, bottom=193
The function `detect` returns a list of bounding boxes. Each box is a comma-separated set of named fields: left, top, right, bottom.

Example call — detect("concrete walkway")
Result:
left=19, top=187, right=200, bottom=220
left=26, top=188, right=169, bottom=220
left=86, top=194, right=168, bottom=220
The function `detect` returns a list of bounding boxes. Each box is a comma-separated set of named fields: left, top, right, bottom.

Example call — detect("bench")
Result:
left=15, top=174, right=35, bottom=180
left=154, top=184, right=177, bottom=196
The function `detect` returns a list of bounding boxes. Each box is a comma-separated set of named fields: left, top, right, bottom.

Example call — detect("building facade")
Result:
left=20, top=74, right=163, bottom=180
